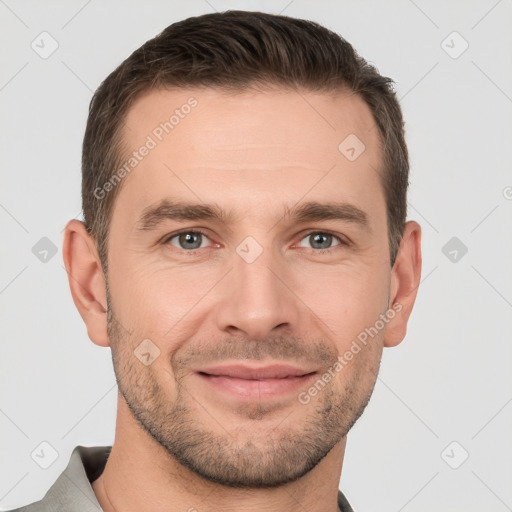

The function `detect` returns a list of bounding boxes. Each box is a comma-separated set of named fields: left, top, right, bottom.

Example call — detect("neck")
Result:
left=92, top=396, right=346, bottom=512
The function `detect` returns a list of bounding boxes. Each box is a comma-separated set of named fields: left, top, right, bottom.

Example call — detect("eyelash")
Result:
left=162, top=229, right=348, bottom=255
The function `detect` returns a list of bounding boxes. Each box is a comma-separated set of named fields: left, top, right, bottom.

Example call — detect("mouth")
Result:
left=195, top=363, right=318, bottom=398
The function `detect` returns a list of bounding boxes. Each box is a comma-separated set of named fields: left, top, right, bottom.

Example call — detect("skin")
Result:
left=63, top=87, right=421, bottom=512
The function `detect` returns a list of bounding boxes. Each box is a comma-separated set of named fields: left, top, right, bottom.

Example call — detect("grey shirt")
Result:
left=7, top=446, right=354, bottom=511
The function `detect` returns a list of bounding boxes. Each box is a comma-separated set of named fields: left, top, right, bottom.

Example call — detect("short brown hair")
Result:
left=82, top=10, right=409, bottom=271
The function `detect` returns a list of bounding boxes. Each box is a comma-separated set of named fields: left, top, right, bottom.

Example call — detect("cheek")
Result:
left=298, top=263, right=390, bottom=347
left=109, top=257, right=218, bottom=341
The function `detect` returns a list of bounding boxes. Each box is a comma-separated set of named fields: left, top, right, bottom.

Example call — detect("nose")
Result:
left=214, top=247, right=302, bottom=341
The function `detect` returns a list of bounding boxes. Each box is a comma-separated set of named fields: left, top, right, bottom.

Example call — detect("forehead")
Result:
left=122, top=86, right=380, bottom=166
left=112, top=86, right=385, bottom=229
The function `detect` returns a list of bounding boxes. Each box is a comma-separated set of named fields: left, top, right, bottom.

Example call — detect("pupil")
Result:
left=312, top=233, right=330, bottom=249
left=181, top=232, right=200, bottom=249
left=177, top=233, right=332, bottom=250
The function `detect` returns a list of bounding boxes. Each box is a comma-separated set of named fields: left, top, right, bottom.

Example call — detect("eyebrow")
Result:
left=136, top=199, right=371, bottom=233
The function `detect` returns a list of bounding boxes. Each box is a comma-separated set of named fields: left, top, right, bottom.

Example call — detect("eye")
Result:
left=166, top=230, right=212, bottom=251
left=296, top=231, right=344, bottom=252
left=163, top=229, right=347, bottom=254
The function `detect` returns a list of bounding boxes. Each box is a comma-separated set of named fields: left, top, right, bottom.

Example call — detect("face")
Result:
left=105, top=87, right=392, bottom=487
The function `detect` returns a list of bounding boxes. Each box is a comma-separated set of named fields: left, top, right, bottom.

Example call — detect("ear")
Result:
left=384, top=220, right=422, bottom=348
left=62, top=219, right=110, bottom=347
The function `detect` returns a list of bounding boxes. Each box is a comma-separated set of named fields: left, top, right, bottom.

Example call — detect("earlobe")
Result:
left=384, top=221, right=422, bottom=348
left=62, top=219, right=110, bottom=347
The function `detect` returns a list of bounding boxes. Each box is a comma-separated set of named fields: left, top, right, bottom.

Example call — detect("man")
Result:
left=9, top=9, right=421, bottom=512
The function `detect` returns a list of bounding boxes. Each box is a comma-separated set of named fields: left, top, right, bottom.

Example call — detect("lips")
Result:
left=197, top=363, right=315, bottom=380
left=195, top=363, right=318, bottom=399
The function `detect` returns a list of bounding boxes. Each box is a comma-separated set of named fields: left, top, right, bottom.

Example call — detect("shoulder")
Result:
left=2, top=445, right=110, bottom=512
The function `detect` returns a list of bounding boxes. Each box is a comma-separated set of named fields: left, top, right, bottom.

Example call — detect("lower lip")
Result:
left=196, top=372, right=317, bottom=399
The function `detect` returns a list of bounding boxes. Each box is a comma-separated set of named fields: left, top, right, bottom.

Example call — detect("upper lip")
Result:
left=197, top=363, right=317, bottom=380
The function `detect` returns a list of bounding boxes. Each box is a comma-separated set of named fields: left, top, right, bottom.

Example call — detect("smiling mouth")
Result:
left=195, top=363, right=318, bottom=398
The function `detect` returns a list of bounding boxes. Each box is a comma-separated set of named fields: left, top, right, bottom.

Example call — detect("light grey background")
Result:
left=1, top=0, right=511, bottom=510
